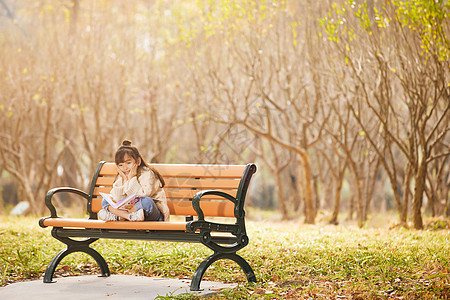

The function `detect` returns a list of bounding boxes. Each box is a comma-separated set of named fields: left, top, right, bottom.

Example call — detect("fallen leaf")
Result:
left=254, top=288, right=265, bottom=295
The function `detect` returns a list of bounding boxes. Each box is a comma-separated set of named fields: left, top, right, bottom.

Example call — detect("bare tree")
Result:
left=321, top=0, right=449, bottom=228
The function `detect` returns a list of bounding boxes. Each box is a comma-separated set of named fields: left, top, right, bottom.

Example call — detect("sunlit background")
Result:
left=0, top=0, right=448, bottom=229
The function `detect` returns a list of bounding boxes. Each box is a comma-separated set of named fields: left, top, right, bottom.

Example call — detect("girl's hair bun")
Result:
left=122, top=139, right=132, bottom=146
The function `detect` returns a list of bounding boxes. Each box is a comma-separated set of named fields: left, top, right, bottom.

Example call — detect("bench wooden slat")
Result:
left=99, top=163, right=246, bottom=178
left=164, top=178, right=240, bottom=189
left=96, top=177, right=116, bottom=185
left=167, top=200, right=235, bottom=217
left=42, top=218, right=188, bottom=231
left=91, top=198, right=102, bottom=213
left=164, top=189, right=237, bottom=199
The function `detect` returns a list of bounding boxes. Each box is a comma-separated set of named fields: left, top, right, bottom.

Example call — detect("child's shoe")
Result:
left=98, top=209, right=118, bottom=221
left=129, top=209, right=145, bottom=221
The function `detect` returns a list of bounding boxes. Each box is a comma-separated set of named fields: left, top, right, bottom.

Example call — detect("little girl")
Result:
left=98, top=140, right=170, bottom=222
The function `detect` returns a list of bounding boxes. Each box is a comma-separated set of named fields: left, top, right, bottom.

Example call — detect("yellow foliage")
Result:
left=65, top=8, right=71, bottom=23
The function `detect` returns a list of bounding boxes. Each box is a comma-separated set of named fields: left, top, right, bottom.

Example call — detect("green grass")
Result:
left=1, top=216, right=449, bottom=299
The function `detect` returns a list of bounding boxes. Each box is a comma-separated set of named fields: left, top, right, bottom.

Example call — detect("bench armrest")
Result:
left=188, top=189, right=249, bottom=253
left=42, top=187, right=90, bottom=218
left=191, top=190, right=236, bottom=221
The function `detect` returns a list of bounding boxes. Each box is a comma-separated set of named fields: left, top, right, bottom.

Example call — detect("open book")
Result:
left=100, top=192, right=140, bottom=211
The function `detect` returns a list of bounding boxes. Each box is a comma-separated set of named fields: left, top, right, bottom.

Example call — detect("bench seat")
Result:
left=41, top=218, right=189, bottom=231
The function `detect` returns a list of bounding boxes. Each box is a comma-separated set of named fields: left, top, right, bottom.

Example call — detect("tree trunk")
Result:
left=348, top=158, right=364, bottom=227
left=412, top=159, right=426, bottom=229
left=276, top=170, right=288, bottom=219
left=447, top=193, right=450, bottom=218
left=19, top=179, right=35, bottom=215
left=329, top=174, right=344, bottom=225
left=289, top=164, right=302, bottom=212
left=348, top=193, right=354, bottom=221
left=355, top=177, right=364, bottom=227
left=445, top=162, right=449, bottom=218
left=401, top=163, right=412, bottom=225
left=363, top=157, right=381, bottom=222
left=313, top=174, right=320, bottom=218
left=300, top=152, right=315, bottom=224
left=390, top=179, right=404, bottom=225
left=428, top=188, right=436, bottom=217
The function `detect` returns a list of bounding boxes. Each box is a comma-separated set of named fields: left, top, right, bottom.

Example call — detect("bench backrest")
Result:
left=88, top=162, right=251, bottom=218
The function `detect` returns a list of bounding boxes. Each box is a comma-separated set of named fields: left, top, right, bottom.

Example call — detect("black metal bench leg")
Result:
left=190, top=252, right=256, bottom=291
left=44, top=237, right=110, bottom=283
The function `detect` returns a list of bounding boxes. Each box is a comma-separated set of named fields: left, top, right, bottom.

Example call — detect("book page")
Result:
left=100, top=192, right=137, bottom=210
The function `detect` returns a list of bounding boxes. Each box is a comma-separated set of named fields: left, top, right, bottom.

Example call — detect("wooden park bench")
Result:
left=39, top=162, right=257, bottom=291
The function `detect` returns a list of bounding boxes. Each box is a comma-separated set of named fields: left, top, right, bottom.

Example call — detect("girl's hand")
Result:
left=116, top=166, right=127, bottom=182
left=127, top=164, right=138, bottom=181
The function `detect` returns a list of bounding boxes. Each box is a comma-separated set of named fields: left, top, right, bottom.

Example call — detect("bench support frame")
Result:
left=191, top=252, right=256, bottom=291
left=43, top=229, right=110, bottom=283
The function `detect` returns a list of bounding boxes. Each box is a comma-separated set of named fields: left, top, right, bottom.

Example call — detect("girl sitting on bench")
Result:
left=98, top=140, right=170, bottom=222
